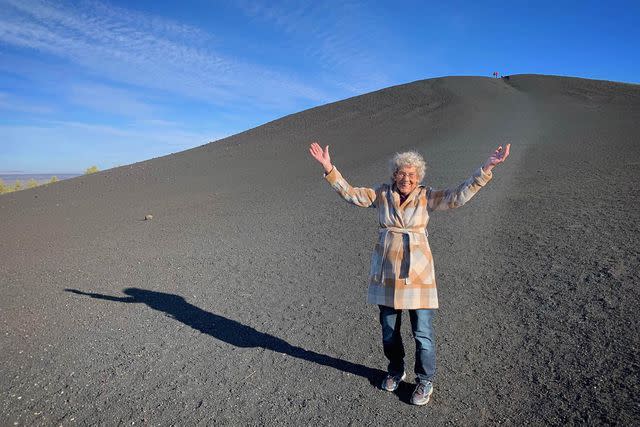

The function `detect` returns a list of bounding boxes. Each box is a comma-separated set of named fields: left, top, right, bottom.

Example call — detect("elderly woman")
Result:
left=309, top=142, right=510, bottom=405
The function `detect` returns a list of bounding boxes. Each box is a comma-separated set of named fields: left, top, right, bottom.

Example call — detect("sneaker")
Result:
left=380, top=371, right=406, bottom=392
left=410, top=381, right=433, bottom=405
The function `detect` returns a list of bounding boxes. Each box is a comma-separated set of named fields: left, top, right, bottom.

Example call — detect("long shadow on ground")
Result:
left=66, top=287, right=384, bottom=385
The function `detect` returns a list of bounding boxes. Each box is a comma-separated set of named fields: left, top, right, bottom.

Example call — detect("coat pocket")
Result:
left=368, top=243, right=383, bottom=281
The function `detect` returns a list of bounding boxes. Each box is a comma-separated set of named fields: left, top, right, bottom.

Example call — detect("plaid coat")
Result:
left=324, top=165, right=493, bottom=309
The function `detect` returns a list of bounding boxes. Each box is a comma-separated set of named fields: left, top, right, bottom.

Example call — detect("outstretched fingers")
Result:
left=309, top=141, right=330, bottom=165
left=493, top=143, right=511, bottom=163
left=309, top=142, right=322, bottom=158
left=497, top=143, right=511, bottom=162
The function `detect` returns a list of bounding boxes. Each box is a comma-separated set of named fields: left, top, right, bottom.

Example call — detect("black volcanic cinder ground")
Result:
left=1, top=75, right=639, bottom=425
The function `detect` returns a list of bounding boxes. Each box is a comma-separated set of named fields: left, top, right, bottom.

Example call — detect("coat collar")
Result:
left=390, top=183, right=424, bottom=210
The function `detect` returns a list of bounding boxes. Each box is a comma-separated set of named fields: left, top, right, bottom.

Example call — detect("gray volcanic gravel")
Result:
left=1, top=75, right=639, bottom=425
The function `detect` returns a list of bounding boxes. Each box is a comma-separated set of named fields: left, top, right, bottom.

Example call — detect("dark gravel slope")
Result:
left=1, top=75, right=639, bottom=425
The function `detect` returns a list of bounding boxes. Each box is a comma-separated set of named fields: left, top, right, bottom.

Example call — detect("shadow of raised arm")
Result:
left=65, top=288, right=138, bottom=303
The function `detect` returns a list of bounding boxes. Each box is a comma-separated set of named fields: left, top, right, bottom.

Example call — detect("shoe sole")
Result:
left=381, top=372, right=406, bottom=392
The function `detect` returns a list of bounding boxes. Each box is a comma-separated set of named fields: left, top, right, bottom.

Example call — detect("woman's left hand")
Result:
left=482, top=144, right=511, bottom=173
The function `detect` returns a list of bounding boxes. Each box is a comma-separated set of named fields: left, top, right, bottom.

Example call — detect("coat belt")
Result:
left=375, top=227, right=428, bottom=285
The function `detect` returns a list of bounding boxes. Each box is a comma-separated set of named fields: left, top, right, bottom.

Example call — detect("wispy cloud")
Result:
left=68, top=83, right=156, bottom=118
left=0, top=0, right=330, bottom=110
left=0, top=91, right=54, bottom=114
left=0, top=0, right=401, bottom=173
left=237, top=0, right=392, bottom=94
left=48, top=120, right=221, bottom=147
left=136, top=119, right=181, bottom=128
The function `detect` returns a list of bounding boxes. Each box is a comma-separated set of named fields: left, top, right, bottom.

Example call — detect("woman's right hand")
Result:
left=309, top=142, right=333, bottom=173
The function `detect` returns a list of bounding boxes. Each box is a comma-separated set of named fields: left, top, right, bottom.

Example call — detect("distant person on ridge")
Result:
left=308, top=142, right=510, bottom=405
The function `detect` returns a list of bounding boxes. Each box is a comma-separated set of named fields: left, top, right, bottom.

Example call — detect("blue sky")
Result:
left=1, top=0, right=638, bottom=173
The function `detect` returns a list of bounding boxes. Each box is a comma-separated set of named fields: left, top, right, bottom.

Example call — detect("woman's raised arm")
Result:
left=427, top=144, right=510, bottom=211
left=309, top=142, right=377, bottom=208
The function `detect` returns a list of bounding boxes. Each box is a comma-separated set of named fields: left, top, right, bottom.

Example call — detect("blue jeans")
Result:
left=379, top=305, right=436, bottom=384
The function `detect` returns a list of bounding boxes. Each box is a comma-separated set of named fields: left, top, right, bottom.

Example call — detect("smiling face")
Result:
left=393, top=166, right=419, bottom=196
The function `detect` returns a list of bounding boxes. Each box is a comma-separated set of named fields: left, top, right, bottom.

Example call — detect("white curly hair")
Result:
left=389, top=151, right=427, bottom=182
